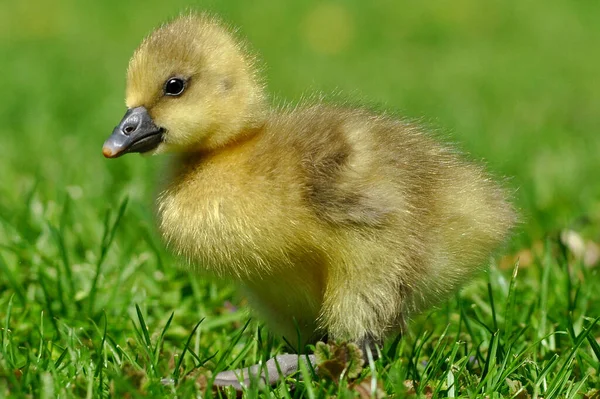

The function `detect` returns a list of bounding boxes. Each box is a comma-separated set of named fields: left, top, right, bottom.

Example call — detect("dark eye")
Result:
left=164, top=78, right=185, bottom=96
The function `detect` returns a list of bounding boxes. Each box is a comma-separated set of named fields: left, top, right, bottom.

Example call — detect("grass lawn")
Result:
left=1, top=0, right=600, bottom=397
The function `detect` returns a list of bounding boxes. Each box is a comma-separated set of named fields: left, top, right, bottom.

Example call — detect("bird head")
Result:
left=103, top=14, right=265, bottom=158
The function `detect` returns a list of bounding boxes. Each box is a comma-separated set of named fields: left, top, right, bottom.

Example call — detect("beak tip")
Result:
left=102, top=146, right=116, bottom=158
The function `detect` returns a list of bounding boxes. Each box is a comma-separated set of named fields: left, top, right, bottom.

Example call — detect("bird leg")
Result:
left=359, top=336, right=381, bottom=361
left=212, top=353, right=316, bottom=390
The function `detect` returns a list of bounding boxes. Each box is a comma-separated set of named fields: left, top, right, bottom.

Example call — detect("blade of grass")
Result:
left=94, top=312, right=108, bottom=378
left=50, top=225, right=75, bottom=310
left=53, top=346, right=69, bottom=370
left=212, top=318, right=252, bottom=374
left=545, top=316, right=600, bottom=397
left=154, top=311, right=174, bottom=361
left=433, top=339, right=461, bottom=397
left=37, top=270, right=60, bottom=336
left=0, top=253, right=26, bottom=306
left=298, top=359, right=316, bottom=399
left=421, top=324, right=451, bottom=389
left=539, top=238, right=553, bottom=356
left=533, top=354, right=560, bottom=398
left=88, top=197, right=128, bottom=315
left=173, top=317, right=205, bottom=383
left=585, top=333, right=600, bottom=370
left=503, top=260, right=520, bottom=343
left=487, top=281, right=498, bottom=332
left=135, top=304, right=152, bottom=349
left=476, top=330, right=499, bottom=393
left=2, top=294, right=15, bottom=368
left=566, top=370, right=591, bottom=399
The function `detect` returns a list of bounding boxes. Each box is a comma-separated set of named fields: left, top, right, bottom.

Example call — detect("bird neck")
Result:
left=177, top=121, right=266, bottom=163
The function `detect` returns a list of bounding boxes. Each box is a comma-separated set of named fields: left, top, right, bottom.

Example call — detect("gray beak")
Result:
left=103, top=106, right=164, bottom=158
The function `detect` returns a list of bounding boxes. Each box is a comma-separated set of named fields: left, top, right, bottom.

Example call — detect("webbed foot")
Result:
left=212, top=354, right=316, bottom=391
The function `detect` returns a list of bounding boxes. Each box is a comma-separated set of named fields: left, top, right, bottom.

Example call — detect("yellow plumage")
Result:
left=106, top=13, right=516, bottom=352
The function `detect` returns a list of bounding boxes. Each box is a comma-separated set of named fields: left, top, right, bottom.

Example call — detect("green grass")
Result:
left=1, top=0, right=600, bottom=397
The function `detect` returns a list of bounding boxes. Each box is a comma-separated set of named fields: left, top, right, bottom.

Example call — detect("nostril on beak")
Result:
left=123, top=125, right=136, bottom=135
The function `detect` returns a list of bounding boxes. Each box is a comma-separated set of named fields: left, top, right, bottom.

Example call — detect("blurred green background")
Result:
left=1, top=0, right=599, bottom=244
left=1, top=1, right=600, bottom=395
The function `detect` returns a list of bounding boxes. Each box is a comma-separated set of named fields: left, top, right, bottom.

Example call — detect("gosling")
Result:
left=103, top=14, right=516, bottom=389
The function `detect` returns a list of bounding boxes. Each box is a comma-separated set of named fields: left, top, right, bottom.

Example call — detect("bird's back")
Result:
left=257, top=104, right=516, bottom=313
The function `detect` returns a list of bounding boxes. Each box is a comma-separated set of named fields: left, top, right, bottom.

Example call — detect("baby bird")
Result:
left=103, top=14, right=516, bottom=388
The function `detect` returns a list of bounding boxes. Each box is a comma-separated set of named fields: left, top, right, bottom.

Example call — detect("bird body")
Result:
left=104, top=13, right=515, bottom=369
left=155, top=103, right=514, bottom=347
